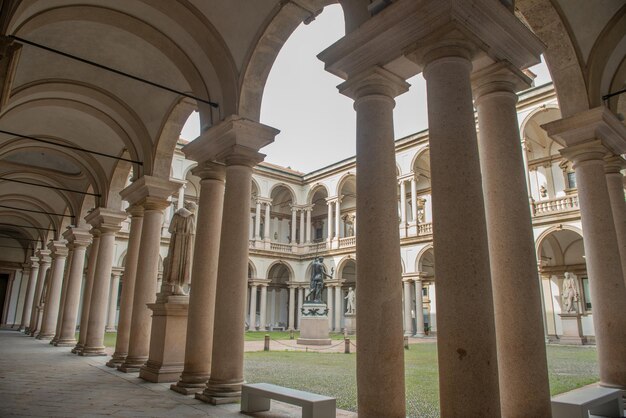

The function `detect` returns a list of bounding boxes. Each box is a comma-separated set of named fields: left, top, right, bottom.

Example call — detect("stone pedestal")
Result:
left=344, top=313, right=356, bottom=335
left=138, top=294, right=189, bottom=383
left=297, top=303, right=331, bottom=345
left=559, top=313, right=586, bottom=345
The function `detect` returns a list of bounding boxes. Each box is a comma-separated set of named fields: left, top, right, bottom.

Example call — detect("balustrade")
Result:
left=532, top=195, right=579, bottom=216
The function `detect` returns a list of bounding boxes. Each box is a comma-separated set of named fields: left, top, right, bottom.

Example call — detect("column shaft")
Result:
left=327, top=202, right=333, bottom=241
left=19, top=259, right=38, bottom=331
left=56, top=241, right=89, bottom=346
left=424, top=52, right=500, bottom=416
left=297, top=287, right=304, bottom=329
left=38, top=246, right=68, bottom=340
left=414, top=279, right=424, bottom=337
left=51, top=250, right=73, bottom=343
left=105, top=273, right=121, bottom=332
left=410, top=177, right=418, bottom=223
left=403, top=281, right=413, bottom=335
left=263, top=203, right=271, bottom=240
left=291, top=208, right=297, bottom=244
left=605, top=159, right=626, bottom=284
left=299, top=210, right=305, bottom=244
left=334, top=285, right=342, bottom=331
left=288, top=287, right=295, bottom=330
left=254, top=200, right=261, bottom=239
left=259, top=285, right=267, bottom=331
left=327, top=285, right=334, bottom=331
left=249, top=285, right=257, bottom=329
left=74, top=234, right=100, bottom=352
left=30, top=255, right=49, bottom=335
left=334, top=199, right=341, bottom=238
left=305, top=209, right=312, bottom=243
left=400, top=180, right=407, bottom=225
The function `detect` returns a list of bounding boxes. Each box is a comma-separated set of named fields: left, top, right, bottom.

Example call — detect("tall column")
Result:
left=171, top=162, right=225, bottom=394
left=259, top=284, right=268, bottom=331
left=410, top=177, right=418, bottom=223
left=177, top=184, right=186, bottom=211
left=334, top=285, right=342, bottom=331
left=545, top=108, right=626, bottom=389
left=334, top=198, right=341, bottom=239
left=403, top=280, right=413, bottom=336
left=37, top=241, right=68, bottom=340
left=254, top=200, right=261, bottom=239
left=297, top=287, right=304, bottom=329
left=288, top=286, right=295, bottom=331
left=473, top=62, right=551, bottom=417
left=326, top=200, right=334, bottom=241
left=326, top=284, right=334, bottom=331
left=305, top=207, right=312, bottom=243
left=605, top=156, right=626, bottom=284
left=337, top=67, right=408, bottom=417
left=51, top=249, right=73, bottom=344
left=73, top=231, right=100, bottom=352
left=81, top=209, right=126, bottom=356
left=263, top=202, right=271, bottom=241
left=248, top=284, right=257, bottom=329
left=105, top=269, right=122, bottom=332
left=55, top=227, right=91, bottom=346
left=421, top=44, right=500, bottom=416
left=197, top=116, right=276, bottom=404
left=290, top=206, right=297, bottom=245
left=414, top=278, right=424, bottom=337
left=299, top=209, right=305, bottom=245
left=119, top=176, right=178, bottom=371
left=19, top=257, right=39, bottom=332
left=107, top=205, right=143, bottom=367
left=399, top=180, right=407, bottom=225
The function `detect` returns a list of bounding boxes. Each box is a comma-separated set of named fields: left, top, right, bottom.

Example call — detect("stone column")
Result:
left=171, top=162, right=225, bottom=394
left=545, top=108, right=626, bottom=389
left=107, top=205, right=143, bottom=367
left=56, top=227, right=91, bottom=346
left=326, top=284, right=334, bottom=331
left=422, top=44, right=501, bottom=416
left=73, top=231, right=100, bottom=353
left=81, top=209, right=126, bottom=356
left=327, top=199, right=333, bottom=242
left=334, top=285, right=342, bottom=331
left=337, top=67, right=408, bottom=417
left=290, top=206, right=297, bottom=245
left=263, top=202, right=271, bottom=242
left=297, top=287, right=304, bottom=329
left=254, top=200, right=261, bottom=239
left=51, top=250, right=73, bottom=344
left=259, top=284, right=268, bottom=331
left=288, top=286, right=295, bottom=331
left=19, top=257, right=39, bottom=332
left=37, top=241, right=68, bottom=340
left=248, top=284, right=257, bottom=330
left=305, top=207, right=312, bottom=243
left=410, top=177, right=418, bottom=222
left=403, top=280, right=413, bottom=336
left=605, top=156, right=626, bottom=284
left=177, top=184, right=186, bottom=211
left=334, top=198, right=341, bottom=239
left=414, top=278, right=424, bottom=337
left=119, top=176, right=178, bottom=371
left=197, top=116, right=276, bottom=404
left=105, top=269, right=122, bottom=332
left=298, top=209, right=305, bottom=245
left=399, top=180, right=407, bottom=226
left=473, top=62, right=551, bottom=417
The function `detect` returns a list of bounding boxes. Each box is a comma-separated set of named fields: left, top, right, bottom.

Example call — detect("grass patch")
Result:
left=245, top=331, right=352, bottom=341
left=244, top=343, right=599, bottom=417
left=74, top=332, right=117, bottom=347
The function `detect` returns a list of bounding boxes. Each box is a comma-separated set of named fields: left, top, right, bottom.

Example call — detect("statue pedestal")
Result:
left=139, top=294, right=189, bottom=383
left=297, top=302, right=331, bottom=346
left=344, top=313, right=356, bottom=335
left=559, top=313, right=586, bottom=345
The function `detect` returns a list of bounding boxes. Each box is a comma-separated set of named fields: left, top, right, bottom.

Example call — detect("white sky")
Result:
left=181, top=4, right=552, bottom=174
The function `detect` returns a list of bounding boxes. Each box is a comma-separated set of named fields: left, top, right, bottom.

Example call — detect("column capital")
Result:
left=85, top=208, right=127, bottom=234
left=36, top=249, right=51, bottom=265
left=29, top=256, right=40, bottom=266
left=218, top=145, right=265, bottom=167
left=126, top=204, right=144, bottom=218
left=47, top=240, right=69, bottom=258
left=183, top=115, right=278, bottom=164
left=120, top=175, right=179, bottom=208
left=111, top=267, right=124, bottom=278
left=338, top=66, right=409, bottom=101
left=559, top=140, right=609, bottom=166
left=256, top=197, right=272, bottom=205
left=471, top=61, right=532, bottom=102
left=191, top=161, right=226, bottom=181
left=604, top=155, right=626, bottom=175
left=542, top=106, right=626, bottom=156
left=63, top=226, right=92, bottom=249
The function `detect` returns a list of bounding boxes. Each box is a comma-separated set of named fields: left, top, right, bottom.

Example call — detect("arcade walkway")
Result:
left=0, top=330, right=356, bottom=417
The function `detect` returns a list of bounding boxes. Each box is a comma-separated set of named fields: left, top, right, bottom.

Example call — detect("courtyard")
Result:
left=0, top=330, right=600, bottom=417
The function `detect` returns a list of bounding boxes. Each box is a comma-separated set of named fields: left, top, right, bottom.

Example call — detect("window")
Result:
left=581, top=277, right=591, bottom=311
left=567, top=172, right=576, bottom=189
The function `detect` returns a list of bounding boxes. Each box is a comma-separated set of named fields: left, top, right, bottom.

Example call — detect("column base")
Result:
left=195, top=382, right=243, bottom=405
left=71, top=343, right=83, bottom=354
left=412, top=332, right=425, bottom=338
left=139, top=360, right=183, bottom=383
left=104, top=326, right=117, bottom=332
left=79, top=346, right=107, bottom=356
left=49, top=337, right=59, bottom=345
left=36, top=332, right=54, bottom=340
left=54, top=338, right=77, bottom=347
left=558, top=336, right=587, bottom=345
left=171, top=382, right=207, bottom=396
left=17, top=326, right=25, bottom=332
left=105, top=352, right=127, bottom=368
left=117, top=357, right=147, bottom=373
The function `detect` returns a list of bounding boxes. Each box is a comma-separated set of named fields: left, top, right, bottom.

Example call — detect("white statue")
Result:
left=345, top=287, right=356, bottom=314
left=562, top=272, right=579, bottom=313
left=162, top=202, right=196, bottom=295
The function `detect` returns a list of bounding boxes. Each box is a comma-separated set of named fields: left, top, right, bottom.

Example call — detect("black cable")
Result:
left=0, top=222, right=54, bottom=232
left=0, top=204, right=74, bottom=218
left=10, top=35, right=219, bottom=108
left=0, top=177, right=101, bottom=197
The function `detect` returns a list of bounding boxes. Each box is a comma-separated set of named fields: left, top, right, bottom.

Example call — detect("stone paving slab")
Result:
left=0, top=330, right=357, bottom=417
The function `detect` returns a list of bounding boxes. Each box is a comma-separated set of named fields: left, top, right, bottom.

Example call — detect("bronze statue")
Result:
left=306, top=256, right=333, bottom=303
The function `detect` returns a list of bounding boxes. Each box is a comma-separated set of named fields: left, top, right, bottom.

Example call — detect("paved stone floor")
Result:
left=0, top=330, right=357, bottom=417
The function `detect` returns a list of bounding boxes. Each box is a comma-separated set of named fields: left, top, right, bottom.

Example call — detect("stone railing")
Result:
left=339, top=236, right=356, bottom=248
left=308, top=241, right=328, bottom=253
left=418, top=222, right=433, bottom=235
left=532, top=195, right=579, bottom=216
left=270, top=242, right=293, bottom=253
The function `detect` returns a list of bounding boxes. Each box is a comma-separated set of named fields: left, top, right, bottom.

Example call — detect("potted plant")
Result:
left=424, top=325, right=431, bottom=336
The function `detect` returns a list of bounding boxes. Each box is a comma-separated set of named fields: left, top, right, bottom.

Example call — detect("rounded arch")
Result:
left=248, top=260, right=257, bottom=279
left=336, top=172, right=356, bottom=197
left=336, top=255, right=356, bottom=280
left=268, top=182, right=297, bottom=203
left=152, top=98, right=196, bottom=179
left=415, top=244, right=435, bottom=278
left=535, top=224, right=584, bottom=266
left=307, top=183, right=330, bottom=204
left=266, top=260, right=294, bottom=285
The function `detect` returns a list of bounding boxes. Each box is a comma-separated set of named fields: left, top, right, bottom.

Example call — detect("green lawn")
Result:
left=244, top=343, right=599, bottom=418
left=74, top=332, right=117, bottom=347
left=245, top=331, right=351, bottom=341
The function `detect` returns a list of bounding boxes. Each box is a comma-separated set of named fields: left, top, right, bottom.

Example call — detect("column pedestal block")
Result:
left=138, top=295, right=189, bottom=383
left=297, top=303, right=331, bottom=346
left=54, top=338, right=77, bottom=347
left=559, top=313, right=587, bottom=345
left=344, top=313, right=356, bottom=335
left=105, top=352, right=127, bottom=368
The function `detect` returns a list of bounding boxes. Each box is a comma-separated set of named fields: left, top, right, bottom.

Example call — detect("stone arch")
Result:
left=268, top=182, right=297, bottom=203
left=248, top=260, right=257, bottom=279
left=336, top=172, right=356, bottom=197
left=416, top=245, right=435, bottom=278
left=266, top=260, right=294, bottom=285
left=535, top=225, right=584, bottom=267
left=337, top=256, right=357, bottom=284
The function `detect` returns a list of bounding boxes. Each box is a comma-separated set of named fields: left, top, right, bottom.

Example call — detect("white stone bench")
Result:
left=241, top=383, right=336, bottom=418
left=551, top=385, right=624, bottom=418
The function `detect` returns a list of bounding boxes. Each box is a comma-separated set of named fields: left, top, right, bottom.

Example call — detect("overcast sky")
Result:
left=181, top=4, right=552, bottom=173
